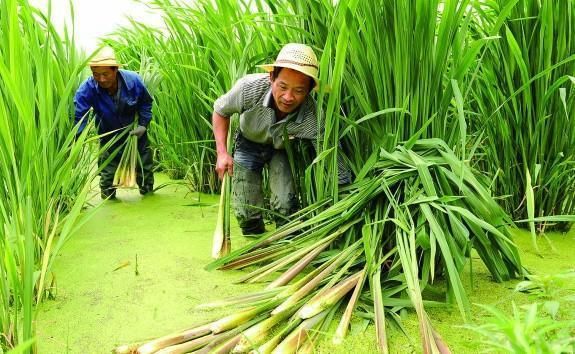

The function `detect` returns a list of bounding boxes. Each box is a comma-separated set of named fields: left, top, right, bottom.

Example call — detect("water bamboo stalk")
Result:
left=153, top=332, right=217, bottom=354
left=372, top=268, right=388, bottom=354
left=271, top=247, right=355, bottom=315
left=212, top=173, right=230, bottom=259
left=196, top=287, right=284, bottom=310
left=271, top=310, right=328, bottom=354
left=232, top=307, right=294, bottom=353
left=265, top=223, right=352, bottom=289
left=135, top=323, right=211, bottom=354
left=210, top=300, right=280, bottom=334
left=250, top=319, right=302, bottom=354
left=297, top=271, right=362, bottom=319
left=332, top=267, right=366, bottom=344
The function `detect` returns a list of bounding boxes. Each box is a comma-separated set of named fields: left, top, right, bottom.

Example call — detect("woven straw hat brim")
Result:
left=89, top=46, right=122, bottom=67
left=89, top=59, right=121, bottom=67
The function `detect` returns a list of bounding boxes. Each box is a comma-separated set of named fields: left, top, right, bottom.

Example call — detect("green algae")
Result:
left=35, top=179, right=575, bottom=353
left=36, top=178, right=260, bottom=353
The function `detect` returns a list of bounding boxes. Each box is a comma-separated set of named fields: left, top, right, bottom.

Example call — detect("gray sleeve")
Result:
left=213, top=77, right=245, bottom=117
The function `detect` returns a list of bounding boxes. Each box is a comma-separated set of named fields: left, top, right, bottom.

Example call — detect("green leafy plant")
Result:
left=515, top=271, right=575, bottom=319
left=468, top=302, right=575, bottom=353
left=0, top=0, right=100, bottom=350
left=470, top=0, right=575, bottom=235
left=516, top=272, right=575, bottom=300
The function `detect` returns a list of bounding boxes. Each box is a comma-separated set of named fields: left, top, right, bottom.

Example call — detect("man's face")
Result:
left=90, top=66, right=118, bottom=90
left=270, top=68, right=312, bottom=116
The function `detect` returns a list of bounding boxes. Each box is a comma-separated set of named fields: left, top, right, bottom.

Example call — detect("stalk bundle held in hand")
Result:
left=113, top=123, right=140, bottom=188
left=212, top=113, right=235, bottom=259
left=212, top=173, right=231, bottom=259
left=115, top=139, right=523, bottom=354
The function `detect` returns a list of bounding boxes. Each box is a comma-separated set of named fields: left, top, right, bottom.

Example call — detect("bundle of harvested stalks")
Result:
left=115, top=140, right=523, bottom=353
left=212, top=173, right=231, bottom=259
left=113, top=131, right=139, bottom=188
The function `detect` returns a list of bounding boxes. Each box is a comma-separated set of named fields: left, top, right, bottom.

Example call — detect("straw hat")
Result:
left=258, top=43, right=319, bottom=90
left=89, top=46, right=121, bottom=67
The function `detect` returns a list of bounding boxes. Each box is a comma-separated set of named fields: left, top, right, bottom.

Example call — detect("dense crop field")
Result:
left=1, top=0, right=574, bottom=353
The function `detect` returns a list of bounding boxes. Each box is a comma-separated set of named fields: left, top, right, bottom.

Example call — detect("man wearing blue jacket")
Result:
left=74, top=47, right=154, bottom=200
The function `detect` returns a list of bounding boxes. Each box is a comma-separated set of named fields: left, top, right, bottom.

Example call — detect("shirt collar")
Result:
left=293, top=101, right=306, bottom=123
left=263, top=88, right=274, bottom=108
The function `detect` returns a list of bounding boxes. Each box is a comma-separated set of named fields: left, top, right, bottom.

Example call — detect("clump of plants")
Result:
left=515, top=271, right=575, bottom=320
left=468, top=271, right=575, bottom=353
left=0, top=0, right=99, bottom=350
left=115, top=140, right=523, bottom=353
left=113, top=131, right=140, bottom=188
left=469, top=303, right=575, bottom=353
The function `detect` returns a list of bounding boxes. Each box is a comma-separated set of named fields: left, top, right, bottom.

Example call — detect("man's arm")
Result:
left=213, top=111, right=233, bottom=179
left=212, top=76, right=250, bottom=179
left=127, top=75, right=154, bottom=138
left=137, top=76, right=153, bottom=127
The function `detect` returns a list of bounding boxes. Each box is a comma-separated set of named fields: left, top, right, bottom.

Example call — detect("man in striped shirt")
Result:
left=212, top=43, right=350, bottom=235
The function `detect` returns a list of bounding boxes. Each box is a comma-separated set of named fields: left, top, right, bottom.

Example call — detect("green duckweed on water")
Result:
left=36, top=175, right=575, bottom=354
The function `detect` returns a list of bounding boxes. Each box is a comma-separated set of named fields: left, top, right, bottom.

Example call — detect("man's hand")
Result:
left=130, top=125, right=147, bottom=138
left=215, top=152, right=234, bottom=180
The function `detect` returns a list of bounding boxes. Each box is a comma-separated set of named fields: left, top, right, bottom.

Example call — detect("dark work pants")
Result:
left=99, top=134, right=154, bottom=198
left=232, top=133, right=298, bottom=235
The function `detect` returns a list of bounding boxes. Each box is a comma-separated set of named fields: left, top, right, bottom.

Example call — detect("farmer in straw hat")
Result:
left=212, top=43, right=351, bottom=235
left=73, top=46, right=154, bottom=200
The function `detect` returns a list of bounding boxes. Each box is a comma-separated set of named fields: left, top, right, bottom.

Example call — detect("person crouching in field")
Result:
left=212, top=43, right=350, bottom=235
left=74, top=46, right=154, bottom=200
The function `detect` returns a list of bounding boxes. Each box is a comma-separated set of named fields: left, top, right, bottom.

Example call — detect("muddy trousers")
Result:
left=99, top=138, right=154, bottom=198
left=232, top=135, right=298, bottom=235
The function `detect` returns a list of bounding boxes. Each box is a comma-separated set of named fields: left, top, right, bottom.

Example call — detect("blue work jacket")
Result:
left=74, top=70, right=153, bottom=140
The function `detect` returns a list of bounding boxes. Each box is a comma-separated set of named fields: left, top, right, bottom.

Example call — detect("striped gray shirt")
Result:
left=214, top=73, right=351, bottom=184
left=214, top=73, right=319, bottom=149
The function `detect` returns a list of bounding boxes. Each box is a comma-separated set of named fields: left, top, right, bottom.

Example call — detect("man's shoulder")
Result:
left=241, top=73, right=268, bottom=82
left=234, top=73, right=270, bottom=107
left=119, top=69, right=140, bottom=79
left=119, top=70, right=144, bottom=88
left=76, top=77, right=97, bottom=95
left=238, top=73, right=269, bottom=91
